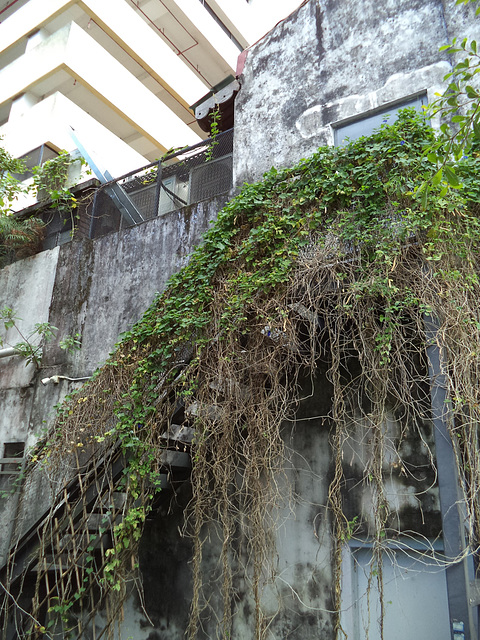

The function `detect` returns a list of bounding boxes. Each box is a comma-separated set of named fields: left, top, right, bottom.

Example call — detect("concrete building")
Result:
left=0, top=0, right=479, bottom=639
left=0, top=0, right=302, bottom=177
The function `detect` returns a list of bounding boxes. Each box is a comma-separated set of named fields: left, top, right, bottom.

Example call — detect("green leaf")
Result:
left=473, top=119, right=480, bottom=140
left=421, top=185, right=429, bottom=210
left=465, top=85, right=479, bottom=100
left=432, top=169, right=443, bottom=186
left=444, top=165, right=461, bottom=188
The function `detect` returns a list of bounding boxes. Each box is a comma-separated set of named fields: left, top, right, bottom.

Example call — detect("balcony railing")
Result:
left=88, top=128, right=233, bottom=239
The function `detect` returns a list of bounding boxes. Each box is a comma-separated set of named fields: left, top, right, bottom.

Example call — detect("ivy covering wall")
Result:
left=3, top=110, right=480, bottom=640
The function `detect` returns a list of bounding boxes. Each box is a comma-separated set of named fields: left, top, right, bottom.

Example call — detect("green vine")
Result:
left=205, top=103, right=221, bottom=162
left=32, top=150, right=81, bottom=215
left=4, top=110, right=480, bottom=640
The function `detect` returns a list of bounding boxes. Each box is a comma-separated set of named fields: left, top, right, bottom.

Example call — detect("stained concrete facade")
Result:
left=234, top=0, right=478, bottom=186
left=1, top=0, right=479, bottom=638
left=0, top=196, right=226, bottom=566
left=231, top=1, right=478, bottom=636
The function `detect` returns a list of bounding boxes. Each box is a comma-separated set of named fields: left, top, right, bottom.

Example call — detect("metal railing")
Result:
left=88, top=128, right=234, bottom=239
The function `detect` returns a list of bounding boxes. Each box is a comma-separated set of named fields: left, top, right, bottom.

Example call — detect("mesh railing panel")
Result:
left=88, top=188, right=123, bottom=239
left=89, top=129, right=233, bottom=238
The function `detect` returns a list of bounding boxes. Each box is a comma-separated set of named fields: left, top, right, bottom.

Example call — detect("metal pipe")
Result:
left=154, top=157, right=163, bottom=217
left=0, top=347, right=19, bottom=359
left=41, top=375, right=91, bottom=385
left=425, top=313, right=478, bottom=640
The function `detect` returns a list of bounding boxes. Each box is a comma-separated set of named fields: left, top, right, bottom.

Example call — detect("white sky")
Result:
left=249, top=0, right=305, bottom=42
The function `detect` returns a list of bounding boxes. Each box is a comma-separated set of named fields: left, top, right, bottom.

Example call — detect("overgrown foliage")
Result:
left=0, top=213, right=43, bottom=268
left=423, top=0, right=480, bottom=197
left=0, top=144, right=83, bottom=267
left=0, top=144, right=43, bottom=266
left=32, top=151, right=80, bottom=215
left=3, top=111, right=480, bottom=640
left=0, top=145, right=27, bottom=213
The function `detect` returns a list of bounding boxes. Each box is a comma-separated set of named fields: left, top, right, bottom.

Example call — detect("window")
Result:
left=341, top=541, right=451, bottom=640
left=333, top=94, right=428, bottom=147
left=0, top=441, right=25, bottom=476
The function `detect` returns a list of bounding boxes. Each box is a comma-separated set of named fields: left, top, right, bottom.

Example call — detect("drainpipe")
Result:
left=41, top=375, right=91, bottom=385
left=425, top=313, right=478, bottom=640
left=0, top=347, right=19, bottom=359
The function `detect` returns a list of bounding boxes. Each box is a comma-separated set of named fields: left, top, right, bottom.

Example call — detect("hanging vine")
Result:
left=2, top=110, right=480, bottom=640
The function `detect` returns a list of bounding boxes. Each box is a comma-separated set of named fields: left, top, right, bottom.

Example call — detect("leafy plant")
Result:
left=1, top=308, right=81, bottom=367
left=59, top=332, right=82, bottom=353
left=0, top=213, right=44, bottom=268
left=422, top=0, right=480, bottom=198
left=0, top=140, right=44, bottom=267
left=0, top=145, right=90, bottom=267
left=0, top=143, right=27, bottom=214
left=205, top=104, right=221, bottom=162
left=32, top=150, right=79, bottom=214
left=0, top=308, right=57, bottom=367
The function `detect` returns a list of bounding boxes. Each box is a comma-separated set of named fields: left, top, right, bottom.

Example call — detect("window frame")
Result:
left=332, top=93, right=428, bottom=147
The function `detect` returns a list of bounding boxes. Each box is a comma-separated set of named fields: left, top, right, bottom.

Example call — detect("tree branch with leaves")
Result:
left=421, top=0, right=480, bottom=201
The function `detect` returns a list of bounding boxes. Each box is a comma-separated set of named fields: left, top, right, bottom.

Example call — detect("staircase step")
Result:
left=162, top=423, right=195, bottom=444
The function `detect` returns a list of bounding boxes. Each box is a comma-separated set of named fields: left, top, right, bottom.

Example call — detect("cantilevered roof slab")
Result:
left=165, top=0, right=241, bottom=74
left=0, top=22, right=202, bottom=152
left=0, top=0, right=209, bottom=109
left=0, top=92, right=147, bottom=177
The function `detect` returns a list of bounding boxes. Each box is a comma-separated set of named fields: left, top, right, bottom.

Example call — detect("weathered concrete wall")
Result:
left=0, top=196, right=226, bottom=565
left=0, top=248, right=60, bottom=390
left=100, top=383, right=337, bottom=640
left=43, top=197, right=225, bottom=377
left=234, top=0, right=479, bottom=186
left=102, top=365, right=439, bottom=640
left=228, top=2, right=452, bottom=634
left=0, top=249, right=62, bottom=561
left=1, top=0, right=473, bottom=636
